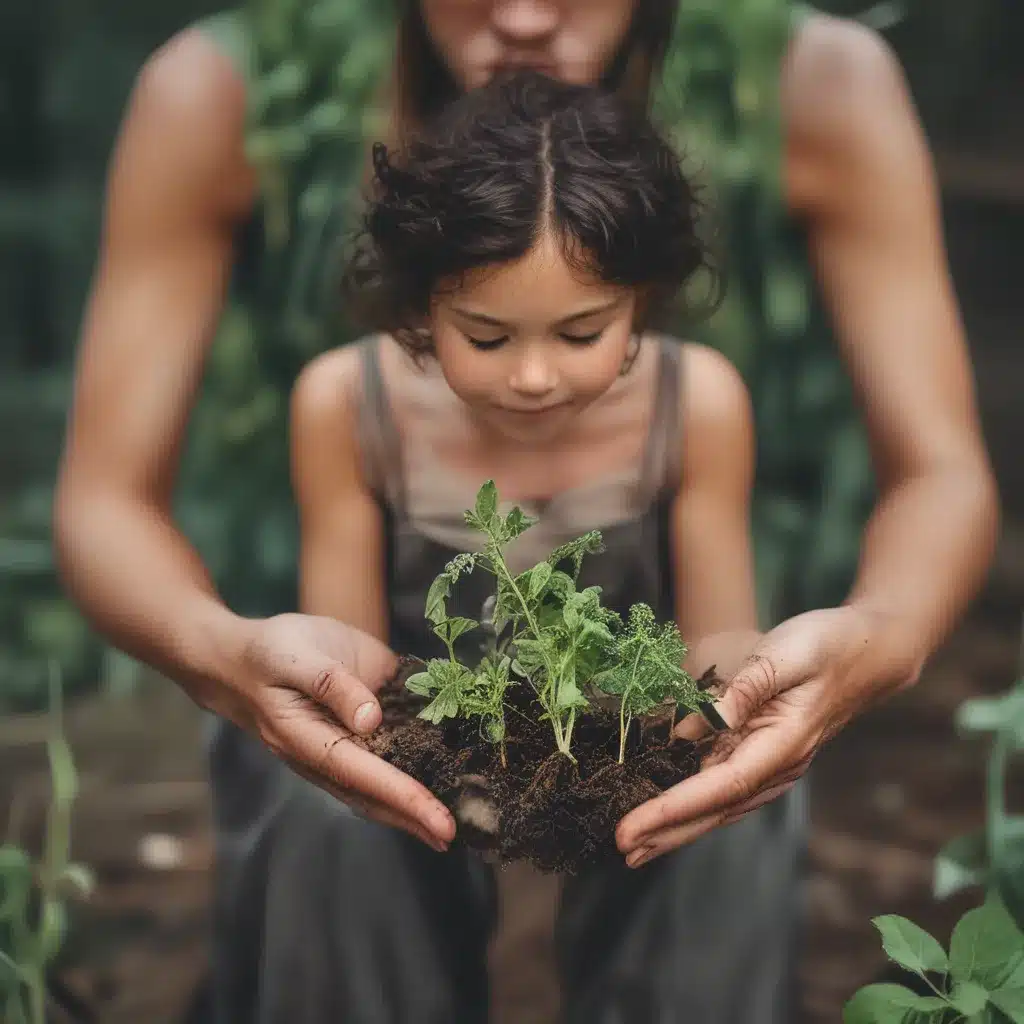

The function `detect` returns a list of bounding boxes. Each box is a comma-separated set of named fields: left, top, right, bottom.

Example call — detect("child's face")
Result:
left=430, top=230, right=637, bottom=444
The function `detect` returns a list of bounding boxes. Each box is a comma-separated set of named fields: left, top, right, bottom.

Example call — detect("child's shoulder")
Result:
left=290, top=336, right=377, bottom=438
left=656, top=337, right=752, bottom=430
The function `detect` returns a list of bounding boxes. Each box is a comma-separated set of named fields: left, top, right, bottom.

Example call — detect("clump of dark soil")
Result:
left=366, top=659, right=702, bottom=874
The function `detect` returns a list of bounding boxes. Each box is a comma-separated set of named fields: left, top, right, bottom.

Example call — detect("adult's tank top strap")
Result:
left=356, top=337, right=407, bottom=514
left=638, top=338, right=684, bottom=503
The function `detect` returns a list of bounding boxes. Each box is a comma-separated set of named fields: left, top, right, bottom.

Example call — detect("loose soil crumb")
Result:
left=366, top=658, right=702, bottom=874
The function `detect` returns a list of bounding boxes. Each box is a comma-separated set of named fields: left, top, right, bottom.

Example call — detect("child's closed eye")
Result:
left=560, top=329, right=605, bottom=345
left=466, top=334, right=510, bottom=351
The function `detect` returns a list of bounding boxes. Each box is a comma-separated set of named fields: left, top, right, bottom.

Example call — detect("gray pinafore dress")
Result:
left=206, top=336, right=808, bottom=1023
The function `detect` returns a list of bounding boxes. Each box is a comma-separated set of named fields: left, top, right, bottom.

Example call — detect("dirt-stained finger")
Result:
left=284, top=714, right=456, bottom=845
left=284, top=756, right=450, bottom=852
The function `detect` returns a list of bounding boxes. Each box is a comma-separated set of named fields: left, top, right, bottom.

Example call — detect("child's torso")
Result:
left=354, top=335, right=685, bottom=662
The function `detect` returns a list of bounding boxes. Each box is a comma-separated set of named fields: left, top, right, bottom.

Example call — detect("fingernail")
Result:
left=353, top=701, right=379, bottom=734
left=626, top=844, right=653, bottom=869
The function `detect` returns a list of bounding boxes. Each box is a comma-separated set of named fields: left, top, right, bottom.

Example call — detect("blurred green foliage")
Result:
left=0, top=668, right=93, bottom=1024
left=0, top=0, right=1014, bottom=707
left=845, top=638, right=1024, bottom=1022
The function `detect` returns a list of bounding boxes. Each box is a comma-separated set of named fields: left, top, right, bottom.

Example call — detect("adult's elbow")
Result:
left=51, top=456, right=91, bottom=592
left=943, top=444, right=1001, bottom=573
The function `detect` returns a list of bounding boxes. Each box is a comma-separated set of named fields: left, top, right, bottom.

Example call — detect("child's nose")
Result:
left=510, top=347, right=558, bottom=396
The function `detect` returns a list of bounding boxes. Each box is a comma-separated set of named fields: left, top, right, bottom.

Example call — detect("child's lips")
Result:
left=495, top=400, right=570, bottom=416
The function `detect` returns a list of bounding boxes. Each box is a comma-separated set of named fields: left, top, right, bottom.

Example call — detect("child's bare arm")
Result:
left=670, top=344, right=760, bottom=678
left=290, top=349, right=389, bottom=642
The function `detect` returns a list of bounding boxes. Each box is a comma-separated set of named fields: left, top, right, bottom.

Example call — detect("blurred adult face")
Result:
left=418, top=1, right=639, bottom=90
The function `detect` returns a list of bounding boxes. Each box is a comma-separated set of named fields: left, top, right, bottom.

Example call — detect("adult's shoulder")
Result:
left=115, top=24, right=254, bottom=220
left=784, top=12, right=908, bottom=118
left=782, top=13, right=924, bottom=216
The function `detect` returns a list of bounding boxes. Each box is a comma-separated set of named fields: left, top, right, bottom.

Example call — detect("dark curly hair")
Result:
left=342, top=71, right=720, bottom=358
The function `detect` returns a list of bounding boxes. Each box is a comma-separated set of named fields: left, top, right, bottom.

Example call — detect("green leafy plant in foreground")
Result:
left=845, top=898, right=1024, bottom=1023
left=846, top=633, right=1024, bottom=1023
left=1, top=666, right=92, bottom=1024
left=405, top=481, right=711, bottom=763
left=594, top=603, right=694, bottom=764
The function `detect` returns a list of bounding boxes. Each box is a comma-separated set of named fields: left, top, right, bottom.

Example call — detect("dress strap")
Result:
left=356, top=337, right=407, bottom=515
left=638, top=337, right=684, bottom=502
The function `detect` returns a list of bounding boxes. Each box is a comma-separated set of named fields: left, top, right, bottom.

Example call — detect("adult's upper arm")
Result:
left=290, top=349, right=389, bottom=642
left=784, top=15, right=991, bottom=487
left=57, top=29, right=255, bottom=514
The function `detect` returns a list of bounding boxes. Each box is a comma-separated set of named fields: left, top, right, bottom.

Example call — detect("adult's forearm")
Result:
left=53, top=487, right=245, bottom=708
left=847, top=456, right=999, bottom=673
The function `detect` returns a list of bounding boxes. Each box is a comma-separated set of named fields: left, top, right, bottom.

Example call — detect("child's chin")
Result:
left=492, top=413, right=569, bottom=445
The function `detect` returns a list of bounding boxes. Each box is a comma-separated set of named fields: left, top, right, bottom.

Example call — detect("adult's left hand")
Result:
left=616, top=605, right=922, bottom=868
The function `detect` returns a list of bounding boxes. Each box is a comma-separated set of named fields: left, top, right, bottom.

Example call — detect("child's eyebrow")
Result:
left=449, top=297, right=623, bottom=329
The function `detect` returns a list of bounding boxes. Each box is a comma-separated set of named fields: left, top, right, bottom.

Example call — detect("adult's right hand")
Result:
left=215, top=612, right=456, bottom=851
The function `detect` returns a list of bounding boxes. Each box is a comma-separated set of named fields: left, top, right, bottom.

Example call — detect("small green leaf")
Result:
left=502, top=506, right=536, bottom=542
left=555, top=676, right=580, bottom=710
left=475, top=480, right=498, bottom=523
left=873, top=915, right=950, bottom=975
left=418, top=692, right=458, bottom=724
left=528, top=562, right=553, bottom=600
left=433, top=617, right=478, bottom=646
left=404, top=671, right=435, bottom=697
left=425, top=574, right=453, bottom=627
left=843, top=983, right=949, bottom=1023
left=950, top=898, right=1024, bottom=990
left=950, top=981, right=989, bottom=1016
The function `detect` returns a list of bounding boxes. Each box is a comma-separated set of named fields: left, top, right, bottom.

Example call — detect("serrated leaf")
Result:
left=950, top=898, right=1024, bottom=990
left=425, top=556, right=476, bottom=625
left=579, top=618, right=615, bottom=647
left=563, top=603, right=582, bottom=630
left=418, top=689, right=460, bottom=724
left=528, top=561, right=553, bottom=600
left=547, top=530, right=604, bottom=579
left=403, top=671, right=435, bottom=697
left=433, top=617, right=478, bottom=646
left=843, top=983, right=949, bottom=1023
left=874, top=915, right=950, bottom=975
left=425, top=574, right=453, bottom=627
left=475, top=480, right=498, bottom=523
left=502, top=505, right=536, bottom=542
